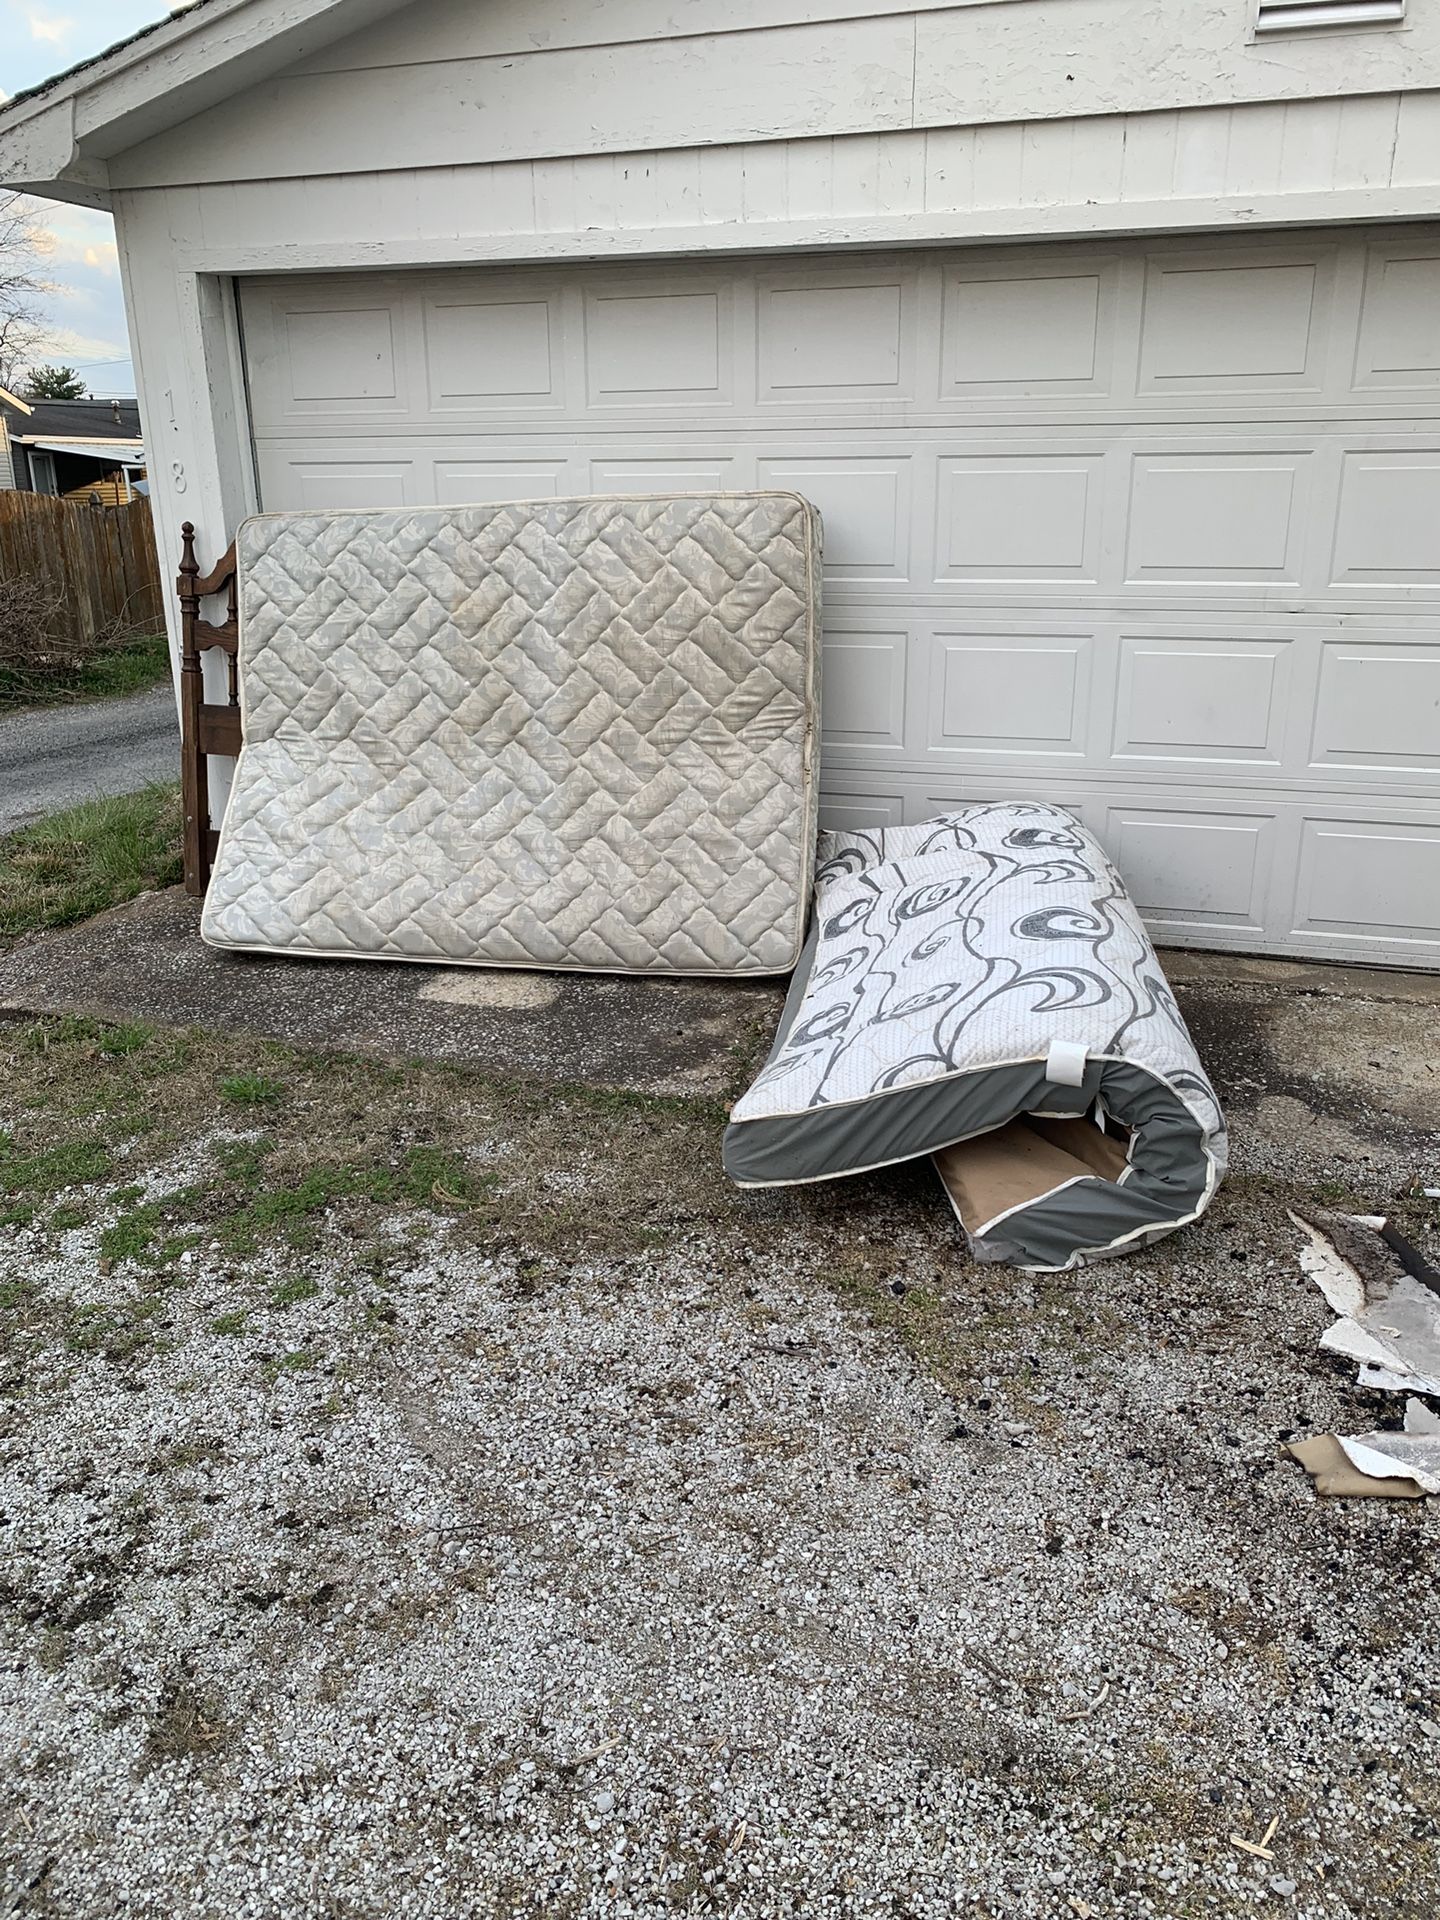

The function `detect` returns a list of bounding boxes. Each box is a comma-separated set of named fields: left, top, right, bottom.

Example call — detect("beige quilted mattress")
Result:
left=199, top=493, right=822, bottom=974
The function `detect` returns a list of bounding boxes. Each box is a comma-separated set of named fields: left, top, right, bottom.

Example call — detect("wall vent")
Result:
left=1256, top=1, right=1405, bottom=30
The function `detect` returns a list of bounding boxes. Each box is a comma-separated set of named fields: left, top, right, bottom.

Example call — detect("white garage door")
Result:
left=240, top=228, right=1440, bottom=969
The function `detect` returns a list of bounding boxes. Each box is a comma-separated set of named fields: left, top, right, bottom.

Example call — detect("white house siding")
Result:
left=112, top=0, right=1440, bottom=188
left=0, top=433, right=15, bottom=490
left=92, top=0, right=1440, bottom=962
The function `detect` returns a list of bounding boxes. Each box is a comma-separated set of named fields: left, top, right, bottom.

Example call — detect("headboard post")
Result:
left=175, top=523, right=241, bottom=896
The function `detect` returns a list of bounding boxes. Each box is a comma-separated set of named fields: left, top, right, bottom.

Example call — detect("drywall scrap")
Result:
left=1286, top=1208, right=1440, bottom=1499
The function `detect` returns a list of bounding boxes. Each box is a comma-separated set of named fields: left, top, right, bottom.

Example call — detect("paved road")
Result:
left=0, top=684, right=179, bottom=837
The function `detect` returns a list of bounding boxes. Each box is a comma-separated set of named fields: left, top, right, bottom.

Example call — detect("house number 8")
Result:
left=172, top=460, right=188, bottom=495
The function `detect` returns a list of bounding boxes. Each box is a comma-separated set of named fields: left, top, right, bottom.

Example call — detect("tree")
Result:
left=1, top=192, right=54, bottom=393
left=24, top=364, right=87, bottom=400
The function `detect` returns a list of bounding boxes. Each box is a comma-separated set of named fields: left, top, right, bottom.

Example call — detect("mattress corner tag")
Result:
left=1045, top=1039, right=1089, bottom=1088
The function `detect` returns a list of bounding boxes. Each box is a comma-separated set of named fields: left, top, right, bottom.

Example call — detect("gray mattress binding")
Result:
left=201, top=493, right=822, bottom=975
left=723, top=805, right=1227, bottom=1271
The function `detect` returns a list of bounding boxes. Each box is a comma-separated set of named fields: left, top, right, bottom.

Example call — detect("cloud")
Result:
left=32, top=323, right=130, bottom=364
left=24, top=198, right=119, bottom=275
left=23, top=7, right=75, bottom=46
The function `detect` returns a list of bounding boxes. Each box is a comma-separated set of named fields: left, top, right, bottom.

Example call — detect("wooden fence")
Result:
left=0, top=490, right=164, bottom=651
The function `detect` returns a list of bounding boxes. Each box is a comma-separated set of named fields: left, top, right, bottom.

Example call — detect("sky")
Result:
left=1, top=3, right=194, bottom=398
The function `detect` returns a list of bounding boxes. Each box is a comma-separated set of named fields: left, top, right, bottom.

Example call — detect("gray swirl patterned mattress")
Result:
left=724, top=804, right=1226, bottom=1271
left=200, top=494, right=822, bottom=975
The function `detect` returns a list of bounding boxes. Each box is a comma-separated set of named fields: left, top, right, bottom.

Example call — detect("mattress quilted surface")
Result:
left=200, top=493, right=822, bottom=974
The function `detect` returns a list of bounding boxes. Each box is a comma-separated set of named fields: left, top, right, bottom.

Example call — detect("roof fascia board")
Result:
left=0, top=0, right=404, bottom=205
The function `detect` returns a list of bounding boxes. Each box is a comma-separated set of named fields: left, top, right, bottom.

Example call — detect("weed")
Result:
left=47, top=1204, right=89, bottom=1233
left=99, top=1024, right=153, bottom=1058
left=220, top=1075, right=285, bottom=1108
left=0, top=1276, right=38, bottom=1312
left=396, top=1145, right=490, bottom=1207
left=210, top=1312, right=248, bottom=1336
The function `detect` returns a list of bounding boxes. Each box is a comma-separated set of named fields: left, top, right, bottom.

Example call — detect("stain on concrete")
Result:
left=418, top=970, right=562, bottom=1012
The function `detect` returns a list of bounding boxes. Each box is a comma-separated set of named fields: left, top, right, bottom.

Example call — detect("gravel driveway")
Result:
left=0, top=971, right=1437, bottom=1919
left=0, top=685, right=178, bottom=836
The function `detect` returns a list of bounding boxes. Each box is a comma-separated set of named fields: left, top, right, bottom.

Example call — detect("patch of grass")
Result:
left=0, top=1132, right=112, bottom=1200
left=98, top=1023, right=154, bottom=1058
left=0, top=783, right=183, bottom=942
left=219, top=1075, right=285, bottom=1108
left=97, top=1192, right=204, bottom=1268
left=65, top=1297, right=165, bottom=1363
left=218, top=1162, right=393, bottom=1254
left=0, top=630, right=171, bottom=715
left=210, top=1311, right=248, bottom=1336
left=396, top=1145, right=489, bottom=1206
left=0, top=1013, right=779, bottom=1276
left=268, top=1274, right=319, bottom=1309
left=263, top=1349, right=315, bottom=1382
left=210, top=1137, right=276, bottom=1185
left=100, top=1202, right=167, bottom=1264
left=46, top=1204, right=89, bottom=1233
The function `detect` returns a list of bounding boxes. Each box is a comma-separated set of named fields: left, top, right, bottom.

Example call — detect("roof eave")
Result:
left=0, top=97, right=111, bottom=208
left=0, top=0, right=406, bottom=208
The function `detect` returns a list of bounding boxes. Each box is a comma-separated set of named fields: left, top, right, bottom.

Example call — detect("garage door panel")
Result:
left=1111, top=635, right=1294, bottom=768
left=817, top=791, right=907, bottom=835
left=928, top=627, right=1093, bottom=760
left=434, top=458, right=571, bottom=504
left=422, top=291, right=564, bottom=411
left=1354, top=244, right=1440, bottom=391
left=935, top=454, right=1103, bottom=582
left=1293, top=818, right=1440, bottom=956
left=1311, top=643, right=1440, bottom=775
left=756, top=454, right=914, bottom=582
left=586, top=456, right=743, bottom=495
left=1125, top=451, right=1309, bottom=584
left=241, top=227, right=1440, bottom=965
left=940, top=254, right=1120, bottom=398
left=756, top=267, right=919, bottom=403
left=1104, top=806, right=1275, bottom=936
left=1330, top=449, right=1440, bottom=585
left=582, top=283, right=734, bottom=407
left=243, top=283, right=417, bottom=422
left=1137, top=246, right=1335, bottom=395
left=254, top=447, right=417, bottom=510
left=818, top=626, right=910, bottom=751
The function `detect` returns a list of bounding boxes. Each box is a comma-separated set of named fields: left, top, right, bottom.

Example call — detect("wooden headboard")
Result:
left=176, top=521, right=240, bottom=896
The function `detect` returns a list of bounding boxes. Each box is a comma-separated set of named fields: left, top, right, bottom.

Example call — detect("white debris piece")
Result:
left=1334, top=1399, right=1440, bottom=1496
left=1289, top=1210, right=1440, bottom=1399
left=1288, top=1209, right=1440, bottom=1498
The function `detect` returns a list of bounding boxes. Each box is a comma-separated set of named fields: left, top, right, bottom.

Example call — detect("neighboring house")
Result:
left=0, top=0, right=1437, bottom=966
left=0, top=391, right=146, bottom=503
